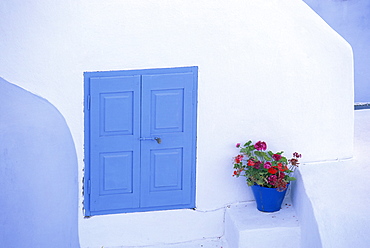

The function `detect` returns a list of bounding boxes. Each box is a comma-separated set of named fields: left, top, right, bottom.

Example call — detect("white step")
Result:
left=225, top=197, right=301, bottom=248
left=112, top=238, right=229, bottom=248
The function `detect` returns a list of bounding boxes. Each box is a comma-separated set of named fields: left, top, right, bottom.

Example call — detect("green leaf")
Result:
left=263, top=153, right=271, bottom=160
left=280, top=157, right=288, bottom=163
left=244, top=141, right=252, bottom=147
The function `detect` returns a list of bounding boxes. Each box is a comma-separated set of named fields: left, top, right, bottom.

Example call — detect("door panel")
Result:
left=100, top=92, right=134, bottom=135
left=151, top=89, right=184, bottom=132
left=140, top=72, right=195, bottom=208
left=150, top=148, right=183, bottom=191
left=100, top=151, right=133, bottom=194
left=90, top=75, right=141, bottom=212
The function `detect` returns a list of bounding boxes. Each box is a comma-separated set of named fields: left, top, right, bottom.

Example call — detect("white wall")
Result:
left=303, top=0, right=370, bottom=103
left=0, top=78, right=80, bottom=247
left=0, top=0, right=353, bottom=247
left=293, top=109, right=370, bottom=248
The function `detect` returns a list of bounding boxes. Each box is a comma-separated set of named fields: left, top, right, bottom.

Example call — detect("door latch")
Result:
left=154, top=137, right=162, bottom=144
left=139, top=137, right=162, bottom=144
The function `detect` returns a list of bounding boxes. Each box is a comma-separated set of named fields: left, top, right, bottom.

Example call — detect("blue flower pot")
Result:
left=251, top=184, right=288, bottom=212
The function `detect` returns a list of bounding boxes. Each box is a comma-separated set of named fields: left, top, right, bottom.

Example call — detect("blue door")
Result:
left=88, top=75, right=141, bottom=214
left=84, top=67, right=197, bottom=216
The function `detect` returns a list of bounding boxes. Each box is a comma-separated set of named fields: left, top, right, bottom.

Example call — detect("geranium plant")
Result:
left=233, top=140, right=301, bottom=191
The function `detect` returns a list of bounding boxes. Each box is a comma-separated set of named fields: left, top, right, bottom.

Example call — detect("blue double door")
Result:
left=84, top=67, right=197, bottom=216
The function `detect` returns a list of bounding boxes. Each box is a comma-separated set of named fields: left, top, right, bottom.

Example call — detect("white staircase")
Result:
left=225, top=197, right=301, bottom=248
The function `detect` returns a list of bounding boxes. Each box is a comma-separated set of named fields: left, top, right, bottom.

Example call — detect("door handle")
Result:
left=139, top=137, right=162, bottom=144
left=154, top=137, right=162, bottom=144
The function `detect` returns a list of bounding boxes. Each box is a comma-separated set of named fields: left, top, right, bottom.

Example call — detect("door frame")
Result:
left=83, top=67, right=198, bottom=216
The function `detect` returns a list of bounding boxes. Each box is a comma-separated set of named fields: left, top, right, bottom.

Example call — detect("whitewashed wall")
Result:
left=0, top=0, right=353, bottom=247
left=303, top=0, right=370, bottom=103
left=0, top=78, right=80, bottom=248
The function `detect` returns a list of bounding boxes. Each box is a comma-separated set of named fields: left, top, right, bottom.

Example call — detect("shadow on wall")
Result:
left=0, top=78, right=80, bottom=247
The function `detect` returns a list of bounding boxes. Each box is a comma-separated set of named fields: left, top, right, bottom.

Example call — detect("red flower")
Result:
left=247, top=160, right=255, bottom=166
left=254, top=141, right=267, bottom=151
left=278, top=172, right=285, bottom=178
left=234, top=154, right=244, bottom=163
left=272, top=154, right=282, bottom=161
left=268, top=175, right=277, bottom=185
left=264, top=162, right=272, bottom=169
left=253, top=161, right=262, bottom=169
left=293, top=152, right=302, bottom=158
left=277, top=163, right=287, bottom=172
left=289, top=158, right=300, bottom=166
left=236, top=143, right=241, bottom=148
left=268, top=167, right=278, bottom=174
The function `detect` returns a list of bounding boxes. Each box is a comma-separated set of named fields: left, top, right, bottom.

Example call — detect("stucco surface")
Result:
left=303, top=0, right=370, bottom=103
left=0, top=0, right=354, bottom=247
left=0, top=78, right=80, bottom=247
left=293, top=109, right=370, bottom=248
